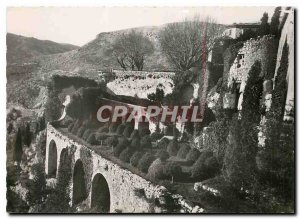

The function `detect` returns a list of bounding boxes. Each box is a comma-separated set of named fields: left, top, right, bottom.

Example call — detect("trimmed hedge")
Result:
left=186, top=148, right=201, bottom=165
left=164, top=162, right=182, bottom=181
left=150, top=132, right=163, bottom=142
left=137, top=152, right=155, bottom=173
left=156, top=150, right=169, bottom=162
left=139, top=128, right=150, bottom=137
left=177, top=144, right=191, bottom=159
left=147, top=159, right=165, bottom=180
left=130, top=137, right=141, bottom=149
left=140, top=135, right=152, bottom=149
left=167, top=140, right=179, bottom=156
left=157, top=138, right=170, bottom=150
left=113, top=143, right=127, bottom=157
left=116, top=124, right=126, bottom=135
left=119, top=147, right=135, bottom=163
left=105, top=136, right=118, bottom=147
left=130, top=151, right=144, bottom=167
left=87, top=133, right=97, bottom=145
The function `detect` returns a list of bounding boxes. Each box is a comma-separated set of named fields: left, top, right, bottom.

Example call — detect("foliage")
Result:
left=87, top=133, right=97, bottom=145
left=140, top=135, right=152, bottom=149
left=109, top=123, right=119, bottom=133
left=14, top=128, right=23, bottom=163
left=130, top=151, right=144, bottom=167
left=139, top=128, right=150, bottom=137
left=116, top=124, right=126, bottom=135
left=137, top=152, right=155, bottom=173
left=258, top=12, right=270, bottom=36
left=130, top=137, right=141, bottom=150
left=167, top=140, right=179, bottom=156
left=98, top=126, right=109, bottom=133
left=156, top=150, right=170, bottom=162
left=77, top=126, right=86, bottom=138
left=67, top=122, right=74, bottom=132
left=270, top=7, right=281, bottom=38
left=113, top=138, right=128, bottom=157
left=110, top=30, right=154, bottom=70
left=105, top=136, right=118, bottom=147
left=176, top=143, right=191, bottom=159
left=119, top=147, right=135, bottom=163
left=130, top=130, right=140, bottom=139
left=123, top=125, right=134, bottom=138
left=147, top=159, right=165, bottom=180
left=159, top=16, right=223, bottom=71
left=150, top=132, right=163, bottom=142
left=157, top=138, right=170, bottom=150
left=191, top=152, right=218, bottom=180
left=23, top=123, right=32, bottom=147
left=82, top=129, right=92, bottom=141
left=164, top=162, right=182, bottom=182
left=147, top=87, right=165, bottom=104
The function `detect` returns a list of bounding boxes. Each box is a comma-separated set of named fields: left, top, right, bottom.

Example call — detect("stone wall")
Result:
left=45, top=123, right=203, bottom=213
left=107, top=70, right=175, bottom=99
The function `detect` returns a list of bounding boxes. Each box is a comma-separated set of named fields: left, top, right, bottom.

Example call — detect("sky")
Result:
left=7, top=7, right=276, bottom=46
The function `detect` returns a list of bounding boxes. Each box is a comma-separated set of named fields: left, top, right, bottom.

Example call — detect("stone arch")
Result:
left=73, top=159, right=87, bottom=205
left=91, top=173, right=111, bottom=212
left=48, top=140, right=57, bottom=178
left=58, top=148, right=69, bottom=175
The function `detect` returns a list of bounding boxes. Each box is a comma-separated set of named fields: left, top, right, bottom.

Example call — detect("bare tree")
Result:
left=111, top=30, right=154, bottom=71
left=159, top=16, right=223, bottom=71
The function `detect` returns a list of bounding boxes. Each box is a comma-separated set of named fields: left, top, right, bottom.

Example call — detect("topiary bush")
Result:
left=82, top=129, right=91, bottom=141
left=95, top=133, right=108, bottom=143
left=105, top=136, right=118, bottom=147
left=167, top=140, right=179, bottom=156
left=98, top=126, right=109, bottom=133
left=119, top=147, right=135, bottom=163
left=140, top=135, right=152, bottom=149
left=77, top=126, right=86, bottom=138
left=67, top=122, right=74, bottom=132
left=130, top=151, right=144, bottom=167
left=177, top=144, right=191, bottom=159
left=87, top=133, right=97, bottom=145
left=113, top=143, right=127, bottom=157
left=164, top=162, right=182, bottom=183
left=139, top=128, right=150, bottom=137
left=109, top=123, right=119, bottom=133
left=147, top=158, right=165, bottom=180
left=137, top=152, right=155, bottom=173
left=150, top=132, right=163, bottom=142
left=191, top=152, right=216, bottom=181
left=157, top=138, right=170, bottom=150
left=186, top=148, right=201, bottom=165
left=156, top=150, right=170, bottom=162
left=130, top=130, right=140, bottom=139
left=123, top=125, right=134, bottom=138
left=116, top=124, right=126, bottom=135
left=130, top=137, right=141, bottom=150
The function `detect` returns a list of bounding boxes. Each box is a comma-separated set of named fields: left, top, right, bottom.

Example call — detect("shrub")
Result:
left=109, top=123, right=119, bottom=133
left=87, top=133, right=97, bottom=145
left=130, top=151, right=144, bottom=167
left=177, top=144, right=191, bottom=159
left=116, top=124, right=126, bottom=135
left=67, top=122, right=74, bottom=132
left=164, top=162, right=182, bottom=182
left=130, top=137, right=141, bottom=149
left=137, top=152, right=155, bottom=173
left=82, top=129, right=91, bottom=141
left=130, top=130, right=140, bottom=139
left=150, top=132, right=163, bottom=142
left=77, top=126, right=86, bottom=138
left=147, top=159, right=165, bottom=180
left=140, top=135, right=152, bottom=149
left=71, top=119, right=81, bottom=134
left=123, top=125, right=134, bottom=138
left=113, top=143, right=127, bottom=157
left=95, top=133, right=108, bottom=143
left=167, top=140, right=179, bottom=156
left=186, top=148, right=201, bottom=165
left=157, top=138, right=170, bottom=150
left=98, top=126, right=109, bottom=133
left=157, top=150, right=170, bottom=162
left=118, top=136, right=129, bottom=147
left=191, top=152, right=216, bottom=181
left=139, top=128, right=150, bottom=137
left=119, top=147, right=135, bottom=163
left=105, top=136, right=118, bottom=147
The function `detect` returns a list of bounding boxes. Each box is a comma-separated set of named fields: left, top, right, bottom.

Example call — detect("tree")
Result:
left=15, top=128, right=23, bottom=164
left=270, top=7, right=281, bottom=37
left=159, top=16, right=223, bottom=71
left=110, top=30, right=154, bottom=70
left=147, top=87, right=164, bottom=104
left=24, top=123, right=32, bottom=147
left=258, top=12, right=270, bottom=36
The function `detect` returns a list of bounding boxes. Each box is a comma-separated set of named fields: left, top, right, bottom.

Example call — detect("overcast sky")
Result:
left=7, top=7, right=275, bottom=46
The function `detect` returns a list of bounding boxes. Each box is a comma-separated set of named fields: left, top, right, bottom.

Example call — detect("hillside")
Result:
left=34, top=25, right=172, bottom=73
left=6, top=33, right=79, bottom=64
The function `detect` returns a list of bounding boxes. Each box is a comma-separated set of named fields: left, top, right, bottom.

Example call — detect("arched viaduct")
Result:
left=45, top=123, right=202, bottom=213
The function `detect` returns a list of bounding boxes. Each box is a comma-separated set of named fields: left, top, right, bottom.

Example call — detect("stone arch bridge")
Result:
left=45, top=123, right=201, bottom=213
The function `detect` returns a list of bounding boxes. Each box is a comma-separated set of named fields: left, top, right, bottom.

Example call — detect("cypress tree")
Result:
left=258, top=12, right=270, bottom=36
left=15, top=128, right=23, bottom=164
left=270, top=7, right=281, bottom=37
left=24, top=123, right=32, bottom=147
